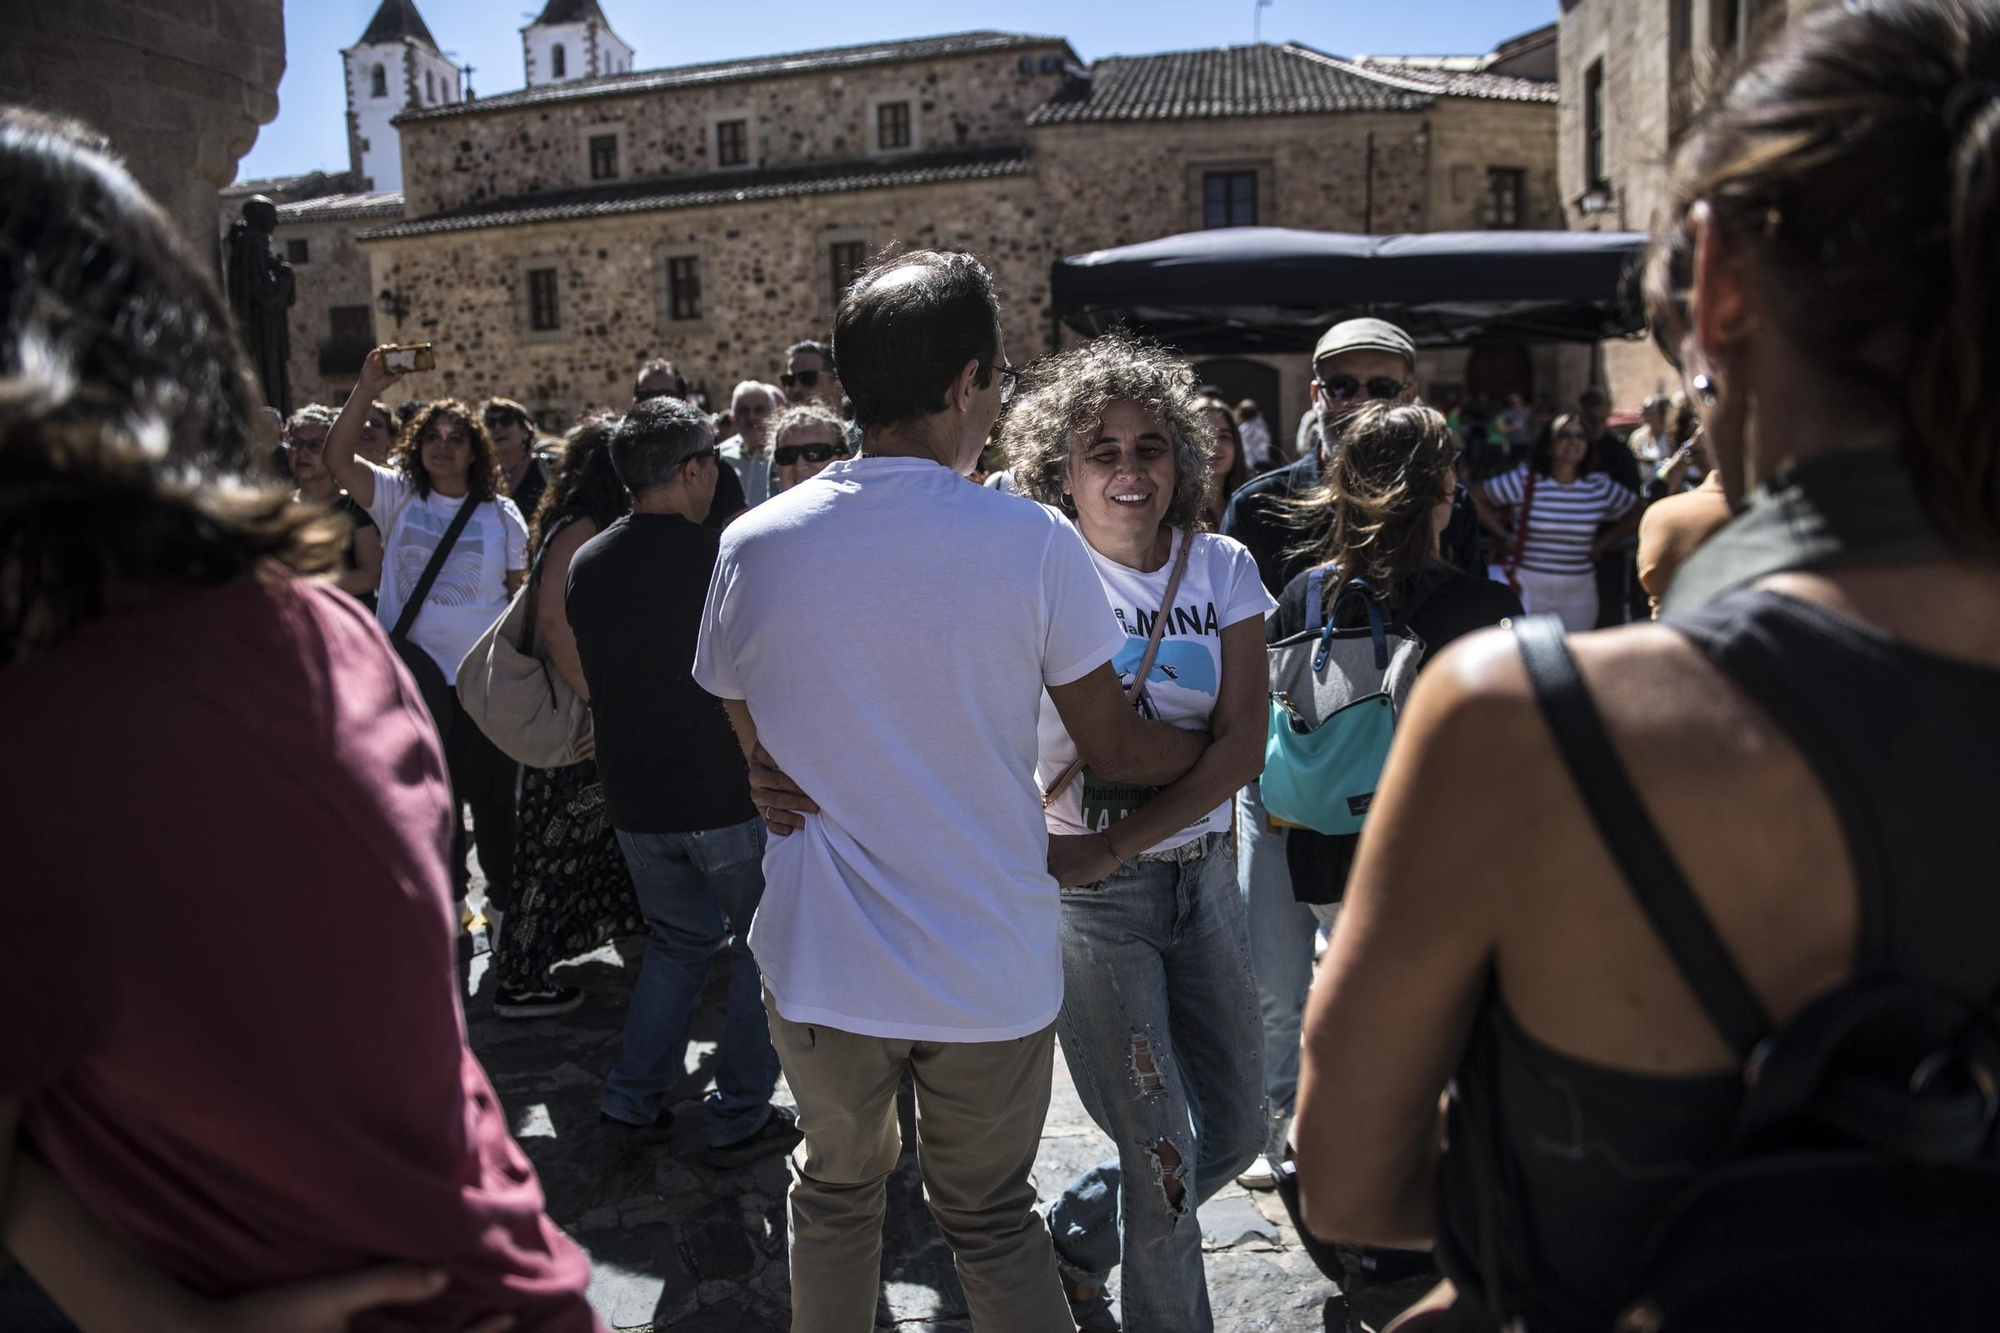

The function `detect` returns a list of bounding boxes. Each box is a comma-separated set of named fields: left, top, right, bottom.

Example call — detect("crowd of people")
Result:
left=6, top=1, right=2000, bottom=1330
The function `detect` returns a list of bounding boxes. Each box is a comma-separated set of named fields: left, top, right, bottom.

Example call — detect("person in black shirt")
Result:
left=481, top=396, right=551, bottom=524
left=1577, top=386, right=1646, bottom=625
left=567, top=396, right=800, bottom=1168
left=632, top=357, right=747, bottom=527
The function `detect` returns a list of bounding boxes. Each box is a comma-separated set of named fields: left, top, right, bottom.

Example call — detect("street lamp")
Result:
left=376, top=288, right=409, bottom=329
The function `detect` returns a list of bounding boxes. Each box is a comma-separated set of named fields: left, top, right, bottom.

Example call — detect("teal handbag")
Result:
left=1262, top=568, right=1430, bottom=835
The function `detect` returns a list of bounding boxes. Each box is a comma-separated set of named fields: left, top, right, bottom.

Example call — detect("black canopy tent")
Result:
left=1050, top=227, right=1654, bottom=353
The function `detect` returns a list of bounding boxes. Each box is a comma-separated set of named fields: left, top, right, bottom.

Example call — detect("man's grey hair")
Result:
left=731, top=380, right=782, bottom=411
left=610, top=397, right=715, bottom=493
left=285, top=404, right=338, bottom=435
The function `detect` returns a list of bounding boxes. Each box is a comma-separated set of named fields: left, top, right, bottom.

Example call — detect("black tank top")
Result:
left=1434, top=587, right=2000, bottom=1332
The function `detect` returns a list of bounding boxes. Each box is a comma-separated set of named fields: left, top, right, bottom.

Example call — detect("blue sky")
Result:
left=238, top=0, right=1557, bottom=181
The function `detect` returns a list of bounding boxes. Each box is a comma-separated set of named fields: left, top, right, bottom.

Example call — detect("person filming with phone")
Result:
left=324, top=346, right=530, bottom=910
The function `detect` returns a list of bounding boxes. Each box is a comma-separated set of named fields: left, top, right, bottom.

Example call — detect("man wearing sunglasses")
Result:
left=779, top=339, right=844, bottom=412
left=767, top=402, right=852, bottom=491
left=1219, top=315, right=1485, bottom=1200
left=633, top=356, right=748, bottom=526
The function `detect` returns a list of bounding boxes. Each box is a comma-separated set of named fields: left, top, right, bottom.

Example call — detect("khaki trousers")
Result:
left=764, top=992, right=1070, bottom=1333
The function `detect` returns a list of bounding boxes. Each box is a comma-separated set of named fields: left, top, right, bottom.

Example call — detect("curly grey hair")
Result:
left=999, top=333, right=1213, bottom=532
left=284, top=404, right=338, bottom=435
left=768, top=402, right=849, bottom=448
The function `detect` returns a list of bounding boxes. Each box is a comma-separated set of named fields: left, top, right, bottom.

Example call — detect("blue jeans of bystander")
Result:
left=603, top=817, right=779, bottom=1146
left=1048, top=832, right=1267, bottom=1331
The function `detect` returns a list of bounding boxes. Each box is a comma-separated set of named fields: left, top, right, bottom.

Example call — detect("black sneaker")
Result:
left=702, top=1105, right=803, bottom=1170
left=493, top=983, right=584, bottom=1019
left=599, top=1108, right=675, bottom=1137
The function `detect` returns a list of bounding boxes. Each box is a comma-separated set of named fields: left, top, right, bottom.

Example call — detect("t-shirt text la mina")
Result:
left=1037, top=528, right=1275, bottom=853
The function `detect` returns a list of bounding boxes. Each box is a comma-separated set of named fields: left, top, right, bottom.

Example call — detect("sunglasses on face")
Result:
left=635, top=386, right=686, bottom=403
left=776, top=441, right=844, bottom=466
left=1317, top=374, right=1409, bottom=402
left=1554, top=430, right=1588, bottom=442
left=780, top=369, right=824, bottom=390
left=482, top=415, right=516, bottom=430
left=287, top=437, right=327, bottom=455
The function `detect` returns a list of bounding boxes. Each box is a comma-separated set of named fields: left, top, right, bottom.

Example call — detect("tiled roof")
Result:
left=528, top=0, right=613, bottom=25
left=1027, top=43, right=1432, bottom=124
left=223, top=170, right=326, bottom=199
left=1027, top=42, right=1558, bottom=125
left=355, top=0, right=440, bottom=52
left=360, top=147, right=1029, bottom=240
left=277, top=192, right=406, bottom=225
left=1340, top=53, right=1559, bottom=103
left=396, top=31, right=1072, bottom=123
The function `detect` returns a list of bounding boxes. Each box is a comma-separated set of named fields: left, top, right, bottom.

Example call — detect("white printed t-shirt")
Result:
left=1036, top=528, right=1274, bottom=853
left=693, top=456, right=1125, bottom=1043
left=363, top=461, right=528, bottom=685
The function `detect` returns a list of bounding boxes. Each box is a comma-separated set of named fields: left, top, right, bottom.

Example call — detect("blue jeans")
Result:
left=1049, top=833, right=1267, bottom=1331
left=1237, top=781, right=1317, bottom=1123
left=604, top=818, right=779, bottom=1146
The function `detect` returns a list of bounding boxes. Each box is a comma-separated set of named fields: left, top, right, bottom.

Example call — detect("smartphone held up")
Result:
left=383, top=343, right=436, bottom=374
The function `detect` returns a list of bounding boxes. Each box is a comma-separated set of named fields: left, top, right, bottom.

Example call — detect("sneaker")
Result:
left=702, top=1105, right=804, bottom=1170
left=1236, top=1155, right=1280, bottom=1190
left=599, top=1108, right=675, bottom=1138
left=1065, top=1278, right=1121, bottom=1332
left=493, top=983, right=584, bottom=1018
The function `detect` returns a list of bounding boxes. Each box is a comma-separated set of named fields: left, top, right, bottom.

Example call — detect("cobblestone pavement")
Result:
left=462, top=927, right=1429, bottom=1332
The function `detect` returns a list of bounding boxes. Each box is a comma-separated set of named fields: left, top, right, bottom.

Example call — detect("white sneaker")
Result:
left=1236, top=1156, right=1279, bottom=1190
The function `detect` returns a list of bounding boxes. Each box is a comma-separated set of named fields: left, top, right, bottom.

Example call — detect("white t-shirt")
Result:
left=1238, top=415, right=1274, bottom=468
left=1037, top=528, right=1274, bottom=852
left=363, top=461, right=528, bottom=685
left=694, top=456, right=1125, bottom=1043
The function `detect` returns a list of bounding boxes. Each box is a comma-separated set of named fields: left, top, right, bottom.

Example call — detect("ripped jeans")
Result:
left=1049, top=832, right=1267, bottom=1331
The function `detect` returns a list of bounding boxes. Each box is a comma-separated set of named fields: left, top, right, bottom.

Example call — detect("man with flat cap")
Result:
left=1220, top=316, right=1482, bottom=1193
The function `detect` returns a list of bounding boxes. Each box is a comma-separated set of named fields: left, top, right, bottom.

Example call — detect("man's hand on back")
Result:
left=749, top=743, right=818, bottom=836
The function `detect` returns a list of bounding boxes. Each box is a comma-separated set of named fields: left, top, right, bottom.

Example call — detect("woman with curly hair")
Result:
left=0, top=107, right=594, bottom=1330
left=1004, top=333, right=1272, bottom=1332
left=492, top=416, right=645, bottom=1019
left=325, top=353, right=530, bottom=912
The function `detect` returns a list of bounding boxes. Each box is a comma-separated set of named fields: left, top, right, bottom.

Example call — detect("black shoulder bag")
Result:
left=389, top=493, right=478, bottom=732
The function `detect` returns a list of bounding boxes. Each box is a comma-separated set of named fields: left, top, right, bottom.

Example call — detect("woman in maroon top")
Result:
left=0, top=111, right=601, bottom=1332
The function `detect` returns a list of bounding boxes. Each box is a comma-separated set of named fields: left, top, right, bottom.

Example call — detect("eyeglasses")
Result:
left=634, top=386, right=686, bottom=403
left=775, top=441, right=844, bottom=466
left=287, top=437, right=327, bottom=455
left=779, top=369, right=824, bottom=390
left=981, top=361, right=1021, bottom=404
left=1316, top=374, right=1409, bottom=402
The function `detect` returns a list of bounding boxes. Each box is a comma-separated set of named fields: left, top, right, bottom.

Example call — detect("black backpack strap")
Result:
left=390, top=493, right=478, bottom=642
left=1511, top=615, right=1773, bottom=1059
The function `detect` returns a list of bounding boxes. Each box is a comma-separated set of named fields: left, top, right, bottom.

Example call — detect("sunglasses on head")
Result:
left=776, top=441, right=844, bottom=466
left=634, top=386, right=686, bottom=403
left=1317, top=374, right=1408, bottom=402
left=780, top=369, right=823, bottom=390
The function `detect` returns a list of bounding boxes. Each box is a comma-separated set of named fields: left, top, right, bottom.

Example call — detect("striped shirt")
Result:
left=1481, top=465, right=1640, bottom=576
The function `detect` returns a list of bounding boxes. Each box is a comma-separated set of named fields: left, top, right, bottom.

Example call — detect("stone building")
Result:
left=247, top=4, right=1566, bottom=429
left=2, top=0, right=285, bottom=256
left=523, top=0, right=635, bottom=89
left=344, top=0, right=465, bottom=194
left=1558, top=0, right=1821, bottom=407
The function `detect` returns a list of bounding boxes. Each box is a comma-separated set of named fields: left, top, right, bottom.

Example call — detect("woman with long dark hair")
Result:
left=1294, top=3, right=2000, bottom=1328
left=325, top=361, right=530, bottom=918
left=492, top=415, right=646, bottom=1019
left=0, top=107, right=594, bottom=1330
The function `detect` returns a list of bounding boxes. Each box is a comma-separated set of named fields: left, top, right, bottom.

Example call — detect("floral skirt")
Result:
left=498, top=758, right=645, bottom=990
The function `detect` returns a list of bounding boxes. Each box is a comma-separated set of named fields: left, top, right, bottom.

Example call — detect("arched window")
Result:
left=371, top=64, right=387, bottom=98
left=425, top=70, right=435, bottom=102
left=552, top=44, right=567, bottom=79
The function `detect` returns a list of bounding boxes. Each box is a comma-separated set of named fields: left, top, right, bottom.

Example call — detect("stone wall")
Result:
left=397, top=46, right=1073, bottom=217
left=364, top=90, right=1574, bottom=437
left=363, top=172, right=1061, bottom=424
left=278, top=218, right=384, bottom=409
left=2, top=0, right=285, bottom=256
left=1557, top=0, right=1820, bottom=407
left=1427, top=98, right=1564, bottom=231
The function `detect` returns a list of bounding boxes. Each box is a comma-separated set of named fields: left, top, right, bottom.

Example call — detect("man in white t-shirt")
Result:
left=694, top=250, right=1207, bottom=1333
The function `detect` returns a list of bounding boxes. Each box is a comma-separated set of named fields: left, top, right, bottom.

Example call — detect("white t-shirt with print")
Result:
left=363, top=461, right=528, bottom=685
left=693, top=456, right=1126, bottom=1044
left=1037, top=528, right=1275, bottom=853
